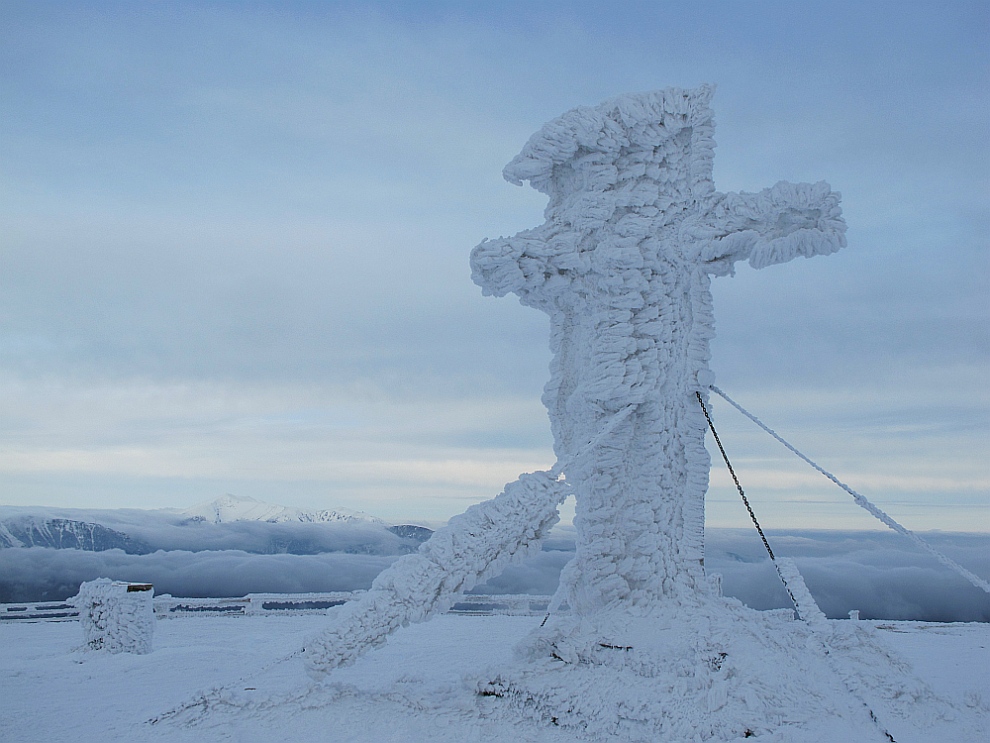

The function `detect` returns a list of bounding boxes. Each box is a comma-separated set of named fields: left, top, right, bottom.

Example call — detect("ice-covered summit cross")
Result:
left=471, top=85, right=845, bottom=614
left=304, top=86, right=845, bottom=679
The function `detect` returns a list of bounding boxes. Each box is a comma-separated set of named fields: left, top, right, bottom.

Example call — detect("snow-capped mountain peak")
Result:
left=180, top=494, right=385, bottom=526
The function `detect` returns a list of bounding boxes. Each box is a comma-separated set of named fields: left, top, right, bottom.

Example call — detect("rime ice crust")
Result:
left=471, top=86, right=846, bottom=616
left=73, top=578, right=154, bottom=654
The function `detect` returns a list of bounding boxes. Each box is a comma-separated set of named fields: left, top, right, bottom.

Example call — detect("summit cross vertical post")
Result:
left=471, top=85, right=846, bottom=617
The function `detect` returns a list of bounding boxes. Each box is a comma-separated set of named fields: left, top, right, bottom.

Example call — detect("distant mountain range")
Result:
left=178, top=493, right=387, bottom=526
left=0, top=495, right=433, bottom=556
left=0, top=517, right=146, bottom=553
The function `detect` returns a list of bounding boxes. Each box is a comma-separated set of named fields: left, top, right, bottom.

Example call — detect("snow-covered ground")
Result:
left=2, top=612, right=987, bottom=742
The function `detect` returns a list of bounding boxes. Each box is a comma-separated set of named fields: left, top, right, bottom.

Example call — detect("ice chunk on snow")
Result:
left=73, top=578, right=154, bottom=654
left=775, top=556, right=828, bottom=629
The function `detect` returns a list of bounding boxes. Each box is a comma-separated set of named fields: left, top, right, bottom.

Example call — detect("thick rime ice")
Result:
left=306, top=86, right=845, bottom=680
left=472, top=85, right=845, bottom=615
left=73, top=578, right=154, bottom=654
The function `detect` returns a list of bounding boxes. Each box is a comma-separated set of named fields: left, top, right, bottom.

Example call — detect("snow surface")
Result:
left=0, top=612, right=986, bottom=742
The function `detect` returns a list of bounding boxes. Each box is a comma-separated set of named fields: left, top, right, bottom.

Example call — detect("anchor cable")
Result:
left=696, top=392, right=802, bottom=615
left=697, top=392, right=776, bottom=561
left=709, top=385, right=990, bottom=596
left=699, top=391, right=899, bottom=741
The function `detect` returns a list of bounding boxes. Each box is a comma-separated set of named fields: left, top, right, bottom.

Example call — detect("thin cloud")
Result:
left=0, top=2, right=985, bottom=529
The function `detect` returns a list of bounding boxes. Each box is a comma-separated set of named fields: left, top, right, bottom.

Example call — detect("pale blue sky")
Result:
left=1, top=1, right=987, bottom=530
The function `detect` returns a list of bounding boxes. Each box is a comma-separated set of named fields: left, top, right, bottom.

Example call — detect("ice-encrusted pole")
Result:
left=471, top=85, right=846, bottom=615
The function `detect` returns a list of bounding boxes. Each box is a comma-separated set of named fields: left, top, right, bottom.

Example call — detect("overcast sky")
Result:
left=1, top=1, right=987, bottom=531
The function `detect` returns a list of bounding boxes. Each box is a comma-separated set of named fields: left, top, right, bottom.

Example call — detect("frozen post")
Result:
left=74, top=578, right=154, bottom=654
left=472, top=85, right=845, bottom=617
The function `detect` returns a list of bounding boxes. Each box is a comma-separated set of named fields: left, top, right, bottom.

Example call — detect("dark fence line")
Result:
left=1, top=592, right=552, bottom=623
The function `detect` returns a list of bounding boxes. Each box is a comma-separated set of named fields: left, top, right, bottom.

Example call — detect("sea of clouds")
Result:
left=1, top=527, right=987, bottom=622
left=0, top=547, right=397, bottom=603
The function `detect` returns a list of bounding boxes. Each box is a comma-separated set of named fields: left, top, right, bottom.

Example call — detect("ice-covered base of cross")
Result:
left=479, top=601, right=936, bottom=743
